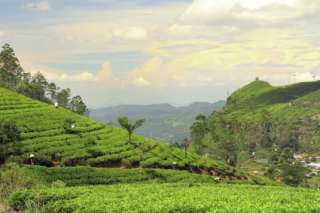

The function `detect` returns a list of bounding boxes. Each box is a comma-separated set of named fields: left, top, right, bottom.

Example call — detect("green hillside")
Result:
left=211, top=80, right=320, bottom=152
left=0, top=86, right=244, bottom=178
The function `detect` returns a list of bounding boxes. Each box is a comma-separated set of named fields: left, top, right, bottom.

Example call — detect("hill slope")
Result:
left=0, top=87, right=242, bottom=178
left=90, top=101, right=225, bottom=143
left=210, top=80, right=320, bottom=154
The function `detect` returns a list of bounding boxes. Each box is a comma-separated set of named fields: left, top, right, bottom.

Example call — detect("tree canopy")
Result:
left=0, top=43, right=88, bottom=115
left=118, top=117, right=145, bottom=143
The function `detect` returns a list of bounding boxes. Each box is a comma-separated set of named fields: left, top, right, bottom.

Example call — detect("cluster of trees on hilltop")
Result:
left=0, top=43, right=88, bottom=115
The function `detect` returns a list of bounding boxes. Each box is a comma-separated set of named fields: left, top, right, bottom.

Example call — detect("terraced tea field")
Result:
left=0, top=87, right=239, bottom=177
left=10, top=184, right=320, bottom=212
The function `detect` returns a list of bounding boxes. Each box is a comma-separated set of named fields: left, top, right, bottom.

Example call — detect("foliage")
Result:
left=56, top=88, right=71, bottom=108
left=0, top=163, right=41, bottom=203
left=25, top=166, right=220, bottom=186
left=9, top=184, right=320, bottom=212
left=0, top=120, right=20, bottom=145
left=118, top=116, right=145, bottom=142
left=218, top=139, right=239, bottom=167
left=0, top=43, right=87, bottom=113
left=70, top=95, right=88, bottom=115
left=267, top=147, right=308, bottom=186
left=0, top=86, right=241, bottom=178
left=190, top=114, right=209, bottom=155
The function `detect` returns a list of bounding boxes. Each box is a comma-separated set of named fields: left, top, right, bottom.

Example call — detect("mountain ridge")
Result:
left=90, top=101, right=225, bottom=143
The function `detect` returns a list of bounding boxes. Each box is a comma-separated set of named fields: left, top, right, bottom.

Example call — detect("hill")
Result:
left=0, top=87, right=245, bottom=179
left=209, top=79, right=320, bottom=162
left=90, top=101, right=225, bottom=143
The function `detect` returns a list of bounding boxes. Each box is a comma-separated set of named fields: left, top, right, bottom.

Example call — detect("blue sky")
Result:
left=0, top=0, right=320, bottom=107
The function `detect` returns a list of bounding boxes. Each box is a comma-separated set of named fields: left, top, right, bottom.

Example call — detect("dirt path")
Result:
left=0, top=203, right=6, bottom=213
left=0, top=203, right=15, bottom=213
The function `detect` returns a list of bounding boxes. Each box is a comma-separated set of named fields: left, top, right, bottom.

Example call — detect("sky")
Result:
left=0, top=0, right=320, bottom=108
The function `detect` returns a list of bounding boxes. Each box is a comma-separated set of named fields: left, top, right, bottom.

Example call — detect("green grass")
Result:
left=0, top=87, right=241, bottom=178
left=10, top=184, right=320, bottom=212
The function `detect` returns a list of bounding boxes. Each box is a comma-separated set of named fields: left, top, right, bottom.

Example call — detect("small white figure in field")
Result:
left=214, top=177, right=221, bottom=182
left=172, top=162, right=177, bottom=165
left=54, top=102, right=59, bottom=108
left=30, top=153, right=35, bottom=165
left=71, top=124, right=76, bottom=129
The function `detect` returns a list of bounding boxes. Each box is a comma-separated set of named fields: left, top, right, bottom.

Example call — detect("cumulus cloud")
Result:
left=96, top=62, right=115, bottom=81
left=180, top=0, right=319, bottom=27
left=26, top=0, right=51, bottom=11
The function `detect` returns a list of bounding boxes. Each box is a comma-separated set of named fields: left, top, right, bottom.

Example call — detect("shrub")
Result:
left=0, top=120, right=21, bottom=144
left=51, top=180, right=66, bottom=188
left=0, top=163, right=41, bottom=203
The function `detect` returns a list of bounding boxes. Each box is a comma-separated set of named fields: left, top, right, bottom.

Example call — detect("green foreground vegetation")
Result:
left=10, top=184, right=320, bottom=213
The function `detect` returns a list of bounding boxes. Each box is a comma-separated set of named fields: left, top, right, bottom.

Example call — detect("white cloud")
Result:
left=112, top=27, right=148, bottom=40
left=133, top=77, right=151, bottom=87
left=26, top=0, right=51, bottom=11
left=60, top=72, right=94, bottom=81
left=180, top=0, right=318, bottom=26
left=294, top=72, right=319, bottom=82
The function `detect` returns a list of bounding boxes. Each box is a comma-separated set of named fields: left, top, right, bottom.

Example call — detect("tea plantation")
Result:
left=1, top=87, right=319, bottom=213
left=0, top=87, right=242, bottom=178
left=10, top=184, right=320, bottom=212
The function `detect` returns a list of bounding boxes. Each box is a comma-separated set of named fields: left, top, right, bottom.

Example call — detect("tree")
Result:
left=190, top=114, right=209, bottom=155
left=219, top=139, right=239, bottom=166
left=28, top=72, right=49, bottom=101
left=182, top=138, right=191, bottom=158
left=70, top=95, right=88, bottom=115
left=0, top=43, right=24, bottom=88
left=118, top=117, right=145, bottom=143
left=57, top=88, right=71, bottom=108
left=0, top=120, right=21, bottom=145
left=268, top=147, right=307, bottom=186
left=0, top=120, right=21, bottom=164
left=47, top=82, right=59, bottom=101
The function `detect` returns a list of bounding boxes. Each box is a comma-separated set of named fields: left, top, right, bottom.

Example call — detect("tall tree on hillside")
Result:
left=0, top=43, right=24, bottom=88
left=47, top=82, right=59, bottom=101
left=57, top=88, right=71, bottom=108
left=118, top=117, right=145, bottom=143
left=30, top=72, right=48, bottom=101
left=219, top=139, right=239, bottom=167
left=70, top=95, right=88, bottom=115
left=190, top=114, right=209, bottom=155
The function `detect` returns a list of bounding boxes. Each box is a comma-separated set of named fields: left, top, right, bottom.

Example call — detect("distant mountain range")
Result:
left=90, top=101, right=225, bottom=143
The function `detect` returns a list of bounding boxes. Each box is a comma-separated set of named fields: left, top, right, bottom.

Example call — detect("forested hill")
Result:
left=90, top=101, right=225, bottom=143
left=209, top=79, right=320, bottom=154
